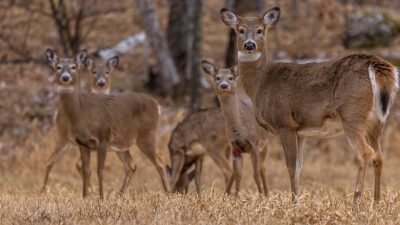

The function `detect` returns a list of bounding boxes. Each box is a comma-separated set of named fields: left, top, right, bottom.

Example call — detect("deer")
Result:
left=201, top=60, right=268, bottom=196
left=167, top=107, right=232, bottom=194
left=220, top=7, right=399, bottom=205
left=41, top=55, right=117, bottom=193
left=45, top=49, right=170, bottom=199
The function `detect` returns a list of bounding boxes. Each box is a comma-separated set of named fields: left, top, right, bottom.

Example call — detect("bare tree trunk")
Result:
left=135, top=0, right=180, bottom=95
left=189, top=0, right=203, bottom=111
left=224, top=0, right=265, bottom=67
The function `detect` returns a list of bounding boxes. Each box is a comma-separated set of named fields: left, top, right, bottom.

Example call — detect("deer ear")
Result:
left=45, top=49, right=58, bottom=68
left=85, top=57, right=94, bottom=71
left=220, top=8, right=239, bottom=28
left=231, top=65, right=239, bottom=77
left=107, top=56, right=119, bottom=70
left=263, top=7, right=280, bottom=28
left=201, top=60, right=217, bottom=76
left=76, top=49, right=88, bottom=67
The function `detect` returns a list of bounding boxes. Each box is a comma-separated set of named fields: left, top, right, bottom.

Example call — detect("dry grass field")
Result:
left=1, top=109, right=400, bottom=224
left=1, top=0, right=400, bottom=224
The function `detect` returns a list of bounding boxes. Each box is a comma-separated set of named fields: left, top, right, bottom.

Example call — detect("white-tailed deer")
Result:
left=45, top=49, right=170, bottom=199
left=221, top=7, right=399, bottom=204
left=167, top=108, right=232, bottom=194
left=201, top=60, right=268, bottom=196
left=41, top=56, right=116, bottom=193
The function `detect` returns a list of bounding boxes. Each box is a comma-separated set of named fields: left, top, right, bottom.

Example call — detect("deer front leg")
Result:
left=278, top=128, right=301, bottom=203
left=259, top=145, right=268, bottom=196
left=79, top=146, right=91, bottom=198
left=233, top=152, right=243, bottom=196
left=41, top=141, right=69, bottom=193
left=194, top=158, right=203, bottom=195
left=250, top=146, right=263, bottom=195
left=97, top=141, right=108, bottom=200
left=75, top=159, right=94, bottom=193
left=116, top=151, right=136, bottom=194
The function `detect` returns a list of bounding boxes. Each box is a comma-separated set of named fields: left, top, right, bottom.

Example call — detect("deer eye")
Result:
left=239, top=28, right=245, bottom=34
left=92, top=71, right=97, bottom=75
left=229, top=76, right=234, bottom=81
left=216, top=77, right=220, bottom=81
left=56, top=65, right=62, bottom=70
left=70, top=65, right=76, bottom=70
left=257, top=29, right=263, bottom=34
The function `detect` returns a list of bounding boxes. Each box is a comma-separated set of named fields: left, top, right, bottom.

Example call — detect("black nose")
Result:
left=97, top=81, right=106, bottom=87
left=244, top=42, right=256, bottom=51
left=61, top=76, right=70, bottom=82
left=220, top=83, right=229, bottom=90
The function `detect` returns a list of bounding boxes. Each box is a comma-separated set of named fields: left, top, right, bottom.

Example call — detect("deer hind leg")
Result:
left=366, top=120, right=384, bottom=202
left=343, top=125, right=374, bottom=205
left=41, top=140, right=69, bottom=193
left=259, top=144, right=268, bottom=196
left=79, top=146, right=91, bottom=198
left=169, top=150, right=185, bottom=193
left=137, top=131, right=170, bottom=192
left=278, top=128, right=301, bottom=203
left=116, top=151, right=137, bottom=194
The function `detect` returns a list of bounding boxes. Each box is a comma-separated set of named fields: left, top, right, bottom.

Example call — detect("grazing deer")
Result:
left=221, top=7, right=399, bottom=204
left=41, top=56, right=116, bottom=193
left=201, top=60, right=268, bottom=196
left=168, top=108, right=232, bottom=194
left=45, top=49, right=170, bottom=199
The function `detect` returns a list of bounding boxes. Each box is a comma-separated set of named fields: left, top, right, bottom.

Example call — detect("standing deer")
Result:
left=41, top=56, right=117, bottom=193
left=45, top=49, right=170, bottom=199
left=220, top=7, right=398, bottom=204
left=201, top=60, right=268, bottom=196
left=168, top=108, right=232, bottom=194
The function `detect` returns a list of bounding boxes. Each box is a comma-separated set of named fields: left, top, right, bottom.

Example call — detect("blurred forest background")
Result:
left=1, top=0, right=400, bottom=196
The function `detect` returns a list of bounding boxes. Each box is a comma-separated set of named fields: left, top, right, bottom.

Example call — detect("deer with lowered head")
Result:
left=41, top=55, right=118, bottom=193
left=202, top=60, right=268, bottom=196
left=221, top=7, right=398, bottom=205
left=168, top=107, right=232, bottom=194
left=45, top=49, right=170, bottom=199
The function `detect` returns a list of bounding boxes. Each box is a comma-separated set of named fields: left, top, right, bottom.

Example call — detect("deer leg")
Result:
left=169, top=150, right=185, bottom=193
left=116, top=151, right=136, bottom=194
left=278, top=128, right=301, bottom=203
left=208, top=148, right=233, bottom=190
left=366, top=121, right=384, bottom=202
left=344, top=127, right=373, bottom=206
left=41, top=141, right=69, bottom=193
left=137, top=134, right=171, bottom=192
left=233, top=153, right=243, bottom=196
left=97, top=141, right=108, bottom=200
left=259, top=145, right=268, bottom=196
left=194, top=158, right=203, bottom=195
left=75, top=159, right=94, bottom=193
left=79, top=146, right=91, bottom=198
left=250, top=147, right=263, bottom=195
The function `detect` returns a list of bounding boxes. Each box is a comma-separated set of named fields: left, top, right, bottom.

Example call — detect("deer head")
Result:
left=201, top=60, right=239, bottom=96
left=86, top=56, right=119, bottom=93
left=220, top=7, right=280, bottom=62
left=45, top=49, right=88, bottom=91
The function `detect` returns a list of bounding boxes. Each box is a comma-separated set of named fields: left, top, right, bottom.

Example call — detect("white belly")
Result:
left=297, top=118, right=344, bottom=139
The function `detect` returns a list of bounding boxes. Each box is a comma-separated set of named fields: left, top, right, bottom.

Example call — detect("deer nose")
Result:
left=220, top=83, right=229, bottom=90
left=97, top=80, right=106, bottom=87
left=244, top=41, right=256, bottom=52
left=61, top=75, right=71, bottom=83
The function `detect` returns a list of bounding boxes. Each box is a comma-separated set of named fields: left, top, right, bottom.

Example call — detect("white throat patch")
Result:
left=238, top=51, right=261, bottom=62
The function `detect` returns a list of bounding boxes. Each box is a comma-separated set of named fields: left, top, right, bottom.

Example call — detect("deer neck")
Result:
left=58, top=84, right=81, bottom=127
left=218, top=94, right=241, bottom=132
left=238, top=45, right=268, bottom=100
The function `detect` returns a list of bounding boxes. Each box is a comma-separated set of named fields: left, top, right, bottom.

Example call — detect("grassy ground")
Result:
left=1, top=112, right=400, bottom=224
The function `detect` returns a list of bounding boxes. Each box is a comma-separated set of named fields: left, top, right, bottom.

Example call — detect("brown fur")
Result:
left=45, top=49, right=170, bottom=199
left=201, top=60, right=268, bottom=196
left=168, top=107, right=232, bottom=194
left=221, top=8, right=398, bottom=204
